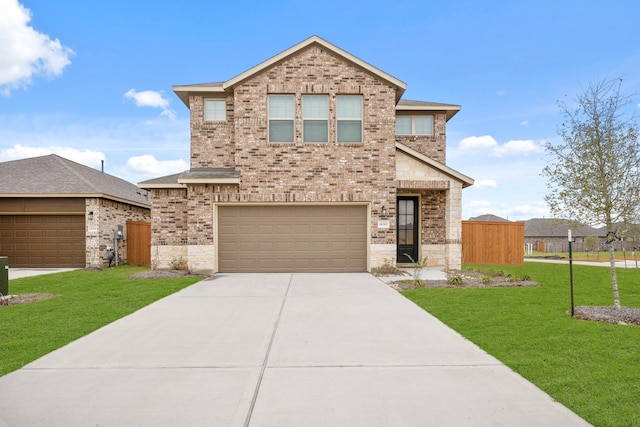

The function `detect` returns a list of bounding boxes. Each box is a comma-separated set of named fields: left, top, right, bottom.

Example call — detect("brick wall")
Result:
left=190, top=94, right=235, bottom=168
left=149, top=188, right=188, bottom=246
left=85, top=198, right=150, bottom=268
left=395, top=112, right=447, bottom=163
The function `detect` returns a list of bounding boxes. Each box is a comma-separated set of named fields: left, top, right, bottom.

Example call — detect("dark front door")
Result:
left=397, top=197, right=419, bottom=263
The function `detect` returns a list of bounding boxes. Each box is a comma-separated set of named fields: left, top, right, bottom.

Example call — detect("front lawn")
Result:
left=0, top=266, right=202, bottom=377
left=403, top=262, right=640, bottom=427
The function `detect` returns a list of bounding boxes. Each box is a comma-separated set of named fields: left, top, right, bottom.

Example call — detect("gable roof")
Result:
left=524, top=218, right=605, bottom=238
left=468, top=214, right=510, bottom=222
left=395, top=142, right=474, bottom=188
left=173, top=35, right=408, bottom=107
left=0, top=155, right=150, bottom=208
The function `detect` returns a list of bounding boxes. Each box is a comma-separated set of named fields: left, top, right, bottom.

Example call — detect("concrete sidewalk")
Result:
left=0, top=273, right=590, bottom=426
left=8, top=268, right=78, bottom=280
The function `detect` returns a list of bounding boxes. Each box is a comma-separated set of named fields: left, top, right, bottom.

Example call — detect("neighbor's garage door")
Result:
left=218, top=205, right=367, bottom=272
left=0, top=215, right=85, bottom=267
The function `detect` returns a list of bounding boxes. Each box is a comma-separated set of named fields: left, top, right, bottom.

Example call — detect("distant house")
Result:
left=468, top=214, right=510, bottom=222
left=524, top=218, right=606, bottom=252
left=0, top=155, right=150, bottom=268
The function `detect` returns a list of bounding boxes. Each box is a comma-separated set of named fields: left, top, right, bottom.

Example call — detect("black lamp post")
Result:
left=568, top=229, right=575, bottom=316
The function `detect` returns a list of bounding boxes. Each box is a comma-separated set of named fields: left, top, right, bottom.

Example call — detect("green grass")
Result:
left=403, top=262, right=640, bottom=427
left=0, top=265, right=202, bottom=377
left=529, top=250, right=639, bottom=262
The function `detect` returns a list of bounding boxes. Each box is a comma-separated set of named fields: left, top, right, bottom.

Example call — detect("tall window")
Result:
left=303, top=95, right=328, bottom=142
left=336, top=95, right=362, bottom=143
left=204, top=99, right=226, bottom=121
left=396, top=115, right=434, bottom=135
left=268, top=95, right=295, bottom=142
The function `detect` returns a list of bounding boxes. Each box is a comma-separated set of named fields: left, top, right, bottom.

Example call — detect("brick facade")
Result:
left=143, top=37, right=472, bottom=273
left=85, top=198, right=150, bottom=268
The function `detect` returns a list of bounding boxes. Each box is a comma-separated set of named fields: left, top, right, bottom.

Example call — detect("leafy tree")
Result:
left=543, top=78, right=640, bottom=309
left=584, top=235, right=598, bottom=252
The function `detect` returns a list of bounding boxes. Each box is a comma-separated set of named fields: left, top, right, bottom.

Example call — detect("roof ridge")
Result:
left=51, top=154, right=101, bottom=193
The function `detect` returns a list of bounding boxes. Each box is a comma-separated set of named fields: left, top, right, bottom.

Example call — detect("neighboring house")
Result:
left=139, top=36, right=473, bottom=273
left=524, top=218, right=606, bottom=252
left=0, top=155, right=150, bottom=268
left=468, top=214, right=510, bottom=222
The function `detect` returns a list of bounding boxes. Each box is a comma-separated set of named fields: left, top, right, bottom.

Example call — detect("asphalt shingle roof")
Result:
left=0, top=154, right=150, bottom=207
left=468, top=214, right=510, bottom=222
left=138, top=168, right=240, bottom=186
left=524, top=218, right=604, bottom=238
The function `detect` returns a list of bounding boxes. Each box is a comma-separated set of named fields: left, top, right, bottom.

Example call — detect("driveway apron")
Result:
left=0, top=273, right=589, bottom=426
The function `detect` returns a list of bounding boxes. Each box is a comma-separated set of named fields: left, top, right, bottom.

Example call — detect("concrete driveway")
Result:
left=0, top=273, right=589, bottom=426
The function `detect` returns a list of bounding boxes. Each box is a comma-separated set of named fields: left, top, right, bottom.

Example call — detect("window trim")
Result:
left=302, top=95, right=329, bottom=143
left=336, top=95, right=363, bottom=143
left=204, top=99, right=226, bottom=122
left=268, top=94, right=295, bottom=143
left=395, top=115, right=434, bottom=136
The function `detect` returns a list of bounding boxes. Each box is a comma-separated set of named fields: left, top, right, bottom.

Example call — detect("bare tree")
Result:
left=543, top=78, right=640, bottom=309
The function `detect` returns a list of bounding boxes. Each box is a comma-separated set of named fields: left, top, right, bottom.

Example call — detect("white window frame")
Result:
left=268, top=95, right=295, bottom=143
left=336, top=95, right=363, bottom=143
left=204, top=99, right=226, bottom=121
left=395, top=115, right=434, bottom=136
left=302, top=95, right=329, bottom=143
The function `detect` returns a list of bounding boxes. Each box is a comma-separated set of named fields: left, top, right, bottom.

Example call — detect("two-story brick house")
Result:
left=139, top=36, right=473, bottom=274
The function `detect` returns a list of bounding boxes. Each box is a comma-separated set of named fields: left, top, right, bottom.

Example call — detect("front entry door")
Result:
left=397, top=196, right=419, bottom=263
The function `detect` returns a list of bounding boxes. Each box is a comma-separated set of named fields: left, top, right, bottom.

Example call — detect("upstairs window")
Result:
left=269, top=95, right=295, bottom=142
left=303, top=95, right=328, bottom=142
left=336, top=95, right=363, bottom=143
left=204, top=99, right=226, bottom=121
left=396, top=115, right=434, bottom=135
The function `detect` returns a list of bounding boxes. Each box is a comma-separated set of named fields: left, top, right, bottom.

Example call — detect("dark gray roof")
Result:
left=524, top=218, right=605, bottom=238
left=468, top=214, right=510, bottom=222
left=397, top=99, right=461, bottom=109
left=0, top=154, right=150, bottom=207
left=139, top=168, right=240, bottom=186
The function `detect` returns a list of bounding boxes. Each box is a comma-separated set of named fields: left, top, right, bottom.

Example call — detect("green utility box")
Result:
left=0, top=257, right=8, bottom=296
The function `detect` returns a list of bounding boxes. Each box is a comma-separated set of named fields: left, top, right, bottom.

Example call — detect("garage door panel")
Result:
left=0, top=215, right=85, bottom=267
left=218, top=205, right=366, bottom=272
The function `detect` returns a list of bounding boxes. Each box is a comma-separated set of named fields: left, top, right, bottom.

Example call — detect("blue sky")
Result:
left=2, top=0, right=639, bottom=220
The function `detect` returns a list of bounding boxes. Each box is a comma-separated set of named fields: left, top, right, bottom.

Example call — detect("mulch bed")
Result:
left=0, top=293, right=58, bottom=306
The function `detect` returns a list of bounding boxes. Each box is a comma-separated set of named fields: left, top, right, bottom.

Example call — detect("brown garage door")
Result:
left=0, top=215, right=85, bottom=267
left=218, top=205, right=367, bottom=272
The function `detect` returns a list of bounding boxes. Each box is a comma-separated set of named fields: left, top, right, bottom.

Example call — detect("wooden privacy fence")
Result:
left=462, top=221, right=524, bottom=266
left=126, top=220, right=151, bottom=266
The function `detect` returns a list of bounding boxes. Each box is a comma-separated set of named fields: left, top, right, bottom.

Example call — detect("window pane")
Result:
left=269, top=120, right=294, bottom=142
left=304, top=121, right=328, bottom=142
left=337, top=95, right=362, bottom=118
left=204, top=99, right=225, bottom=121
left=303, top=95, right=328, bottom=119
left=337, top=121, right=362, bottom=142
left=269, top=95, right=294, bottom=118
left=415, top=116, right=433, bottom=135
left=396, top=116, right=411, bottom=134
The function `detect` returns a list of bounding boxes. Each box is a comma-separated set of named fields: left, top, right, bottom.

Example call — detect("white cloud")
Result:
left=0, top=144, right=104, bottom=168
left=496, top=89, right=506, bottom=96
left=520, top=120, right=529, bottom=126
left=474, top=179, right=497, bottom=188
left=124, top=89, right=176, bottom=119
left=121, top=154, right=187, bottom=177
left=458, top=135, right=498, bottom=152
left=0, top=0, right=74, bottom=95
left=492, top=139, right=545, bottom=157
